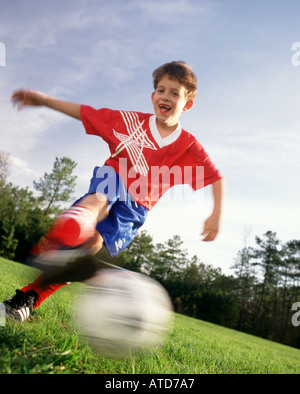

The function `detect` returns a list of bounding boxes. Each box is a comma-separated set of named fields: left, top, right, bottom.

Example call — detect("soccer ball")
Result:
left=75, top=269, right=173, bottom=359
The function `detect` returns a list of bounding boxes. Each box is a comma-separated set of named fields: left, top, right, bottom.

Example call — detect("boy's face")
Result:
left=151, top=75, right=194, bottom=130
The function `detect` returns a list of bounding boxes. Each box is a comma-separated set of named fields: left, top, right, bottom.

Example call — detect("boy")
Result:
left=3, top=61, right=224, bottom=322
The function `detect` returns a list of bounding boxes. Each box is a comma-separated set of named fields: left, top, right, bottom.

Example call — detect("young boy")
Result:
left=3, top=61, right=224, bottom=322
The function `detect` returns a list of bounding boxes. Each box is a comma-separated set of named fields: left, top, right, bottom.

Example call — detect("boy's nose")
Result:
left=161, top=92, right=170, bottom=101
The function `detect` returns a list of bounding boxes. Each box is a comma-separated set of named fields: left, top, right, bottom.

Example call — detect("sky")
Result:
left=1, top=0, right=300, bottom=275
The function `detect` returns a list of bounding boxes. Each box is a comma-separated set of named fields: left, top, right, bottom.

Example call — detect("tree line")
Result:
left=103, top=230, right=300, bottom=349
left=0, top=152, right=77, bottom=261
left=1, top=152, right=299, bottom=349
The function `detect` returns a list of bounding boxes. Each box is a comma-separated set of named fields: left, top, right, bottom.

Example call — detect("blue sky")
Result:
left=1, top=0, right=300, bottom=274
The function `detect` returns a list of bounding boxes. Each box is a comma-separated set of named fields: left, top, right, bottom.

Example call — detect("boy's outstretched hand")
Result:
left=201, top=211, right=221, bottom=242
left=11, top=89, right=48, bottom=110
left=11, top=89, right=82, bottom=119
left=201, top=179, right=223, bottom=242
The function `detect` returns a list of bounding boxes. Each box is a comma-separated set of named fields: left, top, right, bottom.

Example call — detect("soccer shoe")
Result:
left=28, top=249, right=100, bottom=285
left=3, top=289, right=38, bottom=322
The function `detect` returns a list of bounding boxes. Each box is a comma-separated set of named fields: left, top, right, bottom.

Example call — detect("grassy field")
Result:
left=1, top=257, right=300, bottom=374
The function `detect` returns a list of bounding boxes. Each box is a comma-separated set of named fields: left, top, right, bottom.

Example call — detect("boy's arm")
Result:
left=11, top=89, right=81, bottom=120
left=201, top=178, right=224, bottom=242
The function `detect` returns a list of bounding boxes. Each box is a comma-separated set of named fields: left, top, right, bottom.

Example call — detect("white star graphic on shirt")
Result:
left=111, top=111, right=157, bottom=175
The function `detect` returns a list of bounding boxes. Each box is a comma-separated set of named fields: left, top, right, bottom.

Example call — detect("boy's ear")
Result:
left=183, top=100, right=194, bottom=112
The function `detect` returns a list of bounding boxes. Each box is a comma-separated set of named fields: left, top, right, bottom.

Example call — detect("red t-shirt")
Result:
left=81, top=105, right=222, bottom=210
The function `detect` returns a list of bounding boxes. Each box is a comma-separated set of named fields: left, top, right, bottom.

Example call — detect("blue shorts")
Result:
left=75, top=166, right=148, bottom=257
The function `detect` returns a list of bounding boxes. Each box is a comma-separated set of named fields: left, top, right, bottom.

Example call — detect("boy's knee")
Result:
left=87, top=231, right=104, bottom=254
left=78, top=193, right=109, bottom=222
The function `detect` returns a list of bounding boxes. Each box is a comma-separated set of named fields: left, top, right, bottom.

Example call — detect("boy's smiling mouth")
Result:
left=159, top=104, right=171, bottom=113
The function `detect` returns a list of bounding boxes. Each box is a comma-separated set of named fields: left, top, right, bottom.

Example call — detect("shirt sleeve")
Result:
left=185, top=137, right=223, bottom=191
left=80, top=105, right=114, bottom=143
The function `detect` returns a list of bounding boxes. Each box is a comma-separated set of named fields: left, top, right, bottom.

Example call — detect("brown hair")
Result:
left=152, top=61, right=197, bottom=101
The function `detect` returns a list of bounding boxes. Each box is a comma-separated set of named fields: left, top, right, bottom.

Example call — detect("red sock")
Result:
left=21, top=275, right=69, bottom=309
left=26, top=206, right=97, bottom=308
left=32, top=205, right=97, bottom=255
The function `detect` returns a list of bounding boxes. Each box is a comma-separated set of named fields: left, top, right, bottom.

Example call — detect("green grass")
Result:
left=1, top=257, right=300, bottom=374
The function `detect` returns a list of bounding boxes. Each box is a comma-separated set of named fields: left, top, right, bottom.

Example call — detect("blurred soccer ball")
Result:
left=76, top=269, right=173, bottom=359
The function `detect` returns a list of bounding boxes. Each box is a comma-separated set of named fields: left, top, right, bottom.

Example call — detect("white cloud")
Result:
left=71, top=38, right=142, bottom=88
left=1, top=101, right=67, bottom=152
left=10, top=155, right=36, bottom=177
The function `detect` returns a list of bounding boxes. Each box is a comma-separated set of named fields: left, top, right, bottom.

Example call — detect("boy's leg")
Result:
left=16, top=194, right=108, bottom=313
left=21, top=275, right=67, bottom=309
left=32, top=194, right=108, bottom=255
left=31, top=193, right=108, bottom=257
